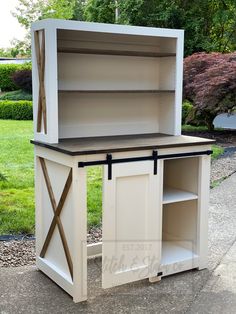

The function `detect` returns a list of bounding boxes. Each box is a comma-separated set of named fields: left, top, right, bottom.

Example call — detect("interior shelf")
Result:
left=58, top=89, right=175, bottom=94
left=163, top=186, right=198, bottom=204
left=161, top=241, right=198, bottom=265
left=58, top=47, right=176, bottom=58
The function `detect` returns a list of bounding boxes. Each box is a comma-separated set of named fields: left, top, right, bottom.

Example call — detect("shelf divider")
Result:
left=163, top=186, right=198, bottom=204
left=58, top=89, right=175, bottom=94
left=58, top=47, right=176, bottom=58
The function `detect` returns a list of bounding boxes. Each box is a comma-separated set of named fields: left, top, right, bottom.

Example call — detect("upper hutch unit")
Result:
left=31, top=19, right=183, bottom=144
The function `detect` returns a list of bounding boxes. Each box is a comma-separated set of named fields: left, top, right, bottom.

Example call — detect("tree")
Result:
left=72, top=0, right=87, bottom=21
left=11, top=0, right=236, bottom=57
left=183, top=52, right=236, bottom=130
left=11, top=0, right=79, bottom=57
left=12, top=0, right=77, bottom=30
left=84, top=0, right=116, bottom=23
left=11, top=36, right=32, bottom=57
left=0, top=49, right=13, bottom=58
left=119, top=0, right=236, bottom=55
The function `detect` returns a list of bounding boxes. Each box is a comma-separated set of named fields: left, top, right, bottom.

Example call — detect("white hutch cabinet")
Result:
left=31, top=19, right=214, bottom=302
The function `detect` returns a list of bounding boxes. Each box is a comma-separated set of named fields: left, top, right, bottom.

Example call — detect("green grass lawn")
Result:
left=0, top=120, right=34, bottom=234
left=0, top=120, right=224, bottom=235
left=182, top=125, right=209, bottom=132
left=211, top=145, right=224, bottom=159
left=0, top=120, right=102, bottom=234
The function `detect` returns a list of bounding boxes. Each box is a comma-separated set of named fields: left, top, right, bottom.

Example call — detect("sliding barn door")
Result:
left=102, top=161, right=161, bottom=289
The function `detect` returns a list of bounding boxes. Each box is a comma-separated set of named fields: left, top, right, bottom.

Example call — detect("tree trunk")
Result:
left=205, top=115, right=215, bottom=131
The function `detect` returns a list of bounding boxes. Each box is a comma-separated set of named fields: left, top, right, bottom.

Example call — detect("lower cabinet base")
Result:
left=36, top=240, right=204, bottom=303
left=34, top=145, right=210, bottom=303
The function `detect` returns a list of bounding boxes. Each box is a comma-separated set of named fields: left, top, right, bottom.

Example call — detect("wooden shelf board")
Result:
left=163, top=186, right=198, bottom=204
left=161, top=241, right=198, bottom=266
left=58, top=47, right=176, bottom=58
left=31, top=134, right=215, bottom=156
left=58, top=89, right=175, bottom=94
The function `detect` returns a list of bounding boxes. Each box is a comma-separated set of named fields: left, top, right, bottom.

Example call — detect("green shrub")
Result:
left=0, top=89, right=32, bottom=101
left=0, top=100, right=32, bottom=120
left=0, top=63, right=31, bottom=92
left=182, top=101, right=193, bottom=124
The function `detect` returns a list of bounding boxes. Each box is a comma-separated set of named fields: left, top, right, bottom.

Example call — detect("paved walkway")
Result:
left=0, top=173, right=236, bottom=314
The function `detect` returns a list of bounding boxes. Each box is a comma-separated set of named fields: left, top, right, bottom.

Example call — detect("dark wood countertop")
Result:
left=31, top=133, right=215, bottom=156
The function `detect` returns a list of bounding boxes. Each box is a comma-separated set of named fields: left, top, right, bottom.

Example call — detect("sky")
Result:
left=0, top=0, right=27, bottom=48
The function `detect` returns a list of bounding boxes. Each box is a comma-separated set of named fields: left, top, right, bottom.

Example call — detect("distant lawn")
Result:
left=0, top=120, right=34, bottom=234
left=182, top=124, right=225, bottom=132
left=0, top=120, right=102, bottom=235
left=0, top=120, right=223, bottom=235
left=182, top=125, right=209, bottom=132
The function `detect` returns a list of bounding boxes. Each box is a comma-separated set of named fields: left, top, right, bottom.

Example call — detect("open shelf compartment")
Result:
left=56, top=28, right=178, bottom=139
left=161, top=200, right=199, bottom=269
left=163, top=157, right=199, bottom=204
left=161, top=157, right=200, bottom=272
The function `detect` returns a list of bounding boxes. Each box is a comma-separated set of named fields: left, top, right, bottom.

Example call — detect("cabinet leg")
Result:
left=149, top=275, right=162, bottom=283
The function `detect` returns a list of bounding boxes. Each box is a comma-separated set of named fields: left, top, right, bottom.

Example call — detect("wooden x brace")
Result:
left=39, top=157, right=73, bottom=279
left=35, top=30, right=47, bottom=134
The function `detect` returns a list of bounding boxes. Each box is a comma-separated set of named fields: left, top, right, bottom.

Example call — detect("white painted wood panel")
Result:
left=159, top=57, right=176, bottom=90
left=58, top=53, right=160, bottom=90
left=197, top=155, right=211, bottom=269
left=57, top=30, right=177, bottom=54
left=102, top=161, right=162, bottom=289
left=58, top=93, right=161, bottom=138
left=158, top=93, right=176, bottom=135
left=174, top=34, right=184, bottom=135
left=72, top=165, right=87, bottom=302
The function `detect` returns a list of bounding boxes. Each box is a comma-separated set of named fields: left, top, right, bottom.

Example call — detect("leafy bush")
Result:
left=0, top=89, right=32, bottom=101
left=184, top=52, right=236, bottom=130
left=0, top=100, right=32, bottom=120
left=182, top=101, right=193, bottom=125
left=12, top=70, right=32, bottom=93
left=0, top=63, right=31, bottom=92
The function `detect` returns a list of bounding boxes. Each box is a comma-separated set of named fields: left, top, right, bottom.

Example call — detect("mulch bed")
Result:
left=1, top=130, right=236, bottom=268
left=182, top=129, right=236, bottom=147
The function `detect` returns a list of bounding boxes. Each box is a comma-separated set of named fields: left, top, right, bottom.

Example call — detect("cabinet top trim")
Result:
left=32, top=19, right=184, bottom=38
left=31, top=134, right=215, bottom=156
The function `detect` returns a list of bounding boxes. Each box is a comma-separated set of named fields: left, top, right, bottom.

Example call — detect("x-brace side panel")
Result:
left=35, top=30, right=47, bottom=134
left=39, top=157, right=73, bottom=279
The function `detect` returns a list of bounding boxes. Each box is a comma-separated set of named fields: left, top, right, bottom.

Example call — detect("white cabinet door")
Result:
left=102, top=160, right=162, bottom=289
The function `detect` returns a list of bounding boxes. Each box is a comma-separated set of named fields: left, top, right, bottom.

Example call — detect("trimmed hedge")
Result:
left=0, top=90, right=32, bottom=101
left=0, top=63, right=31, bottom=92
left=0, top=100, right=33, bottom=120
